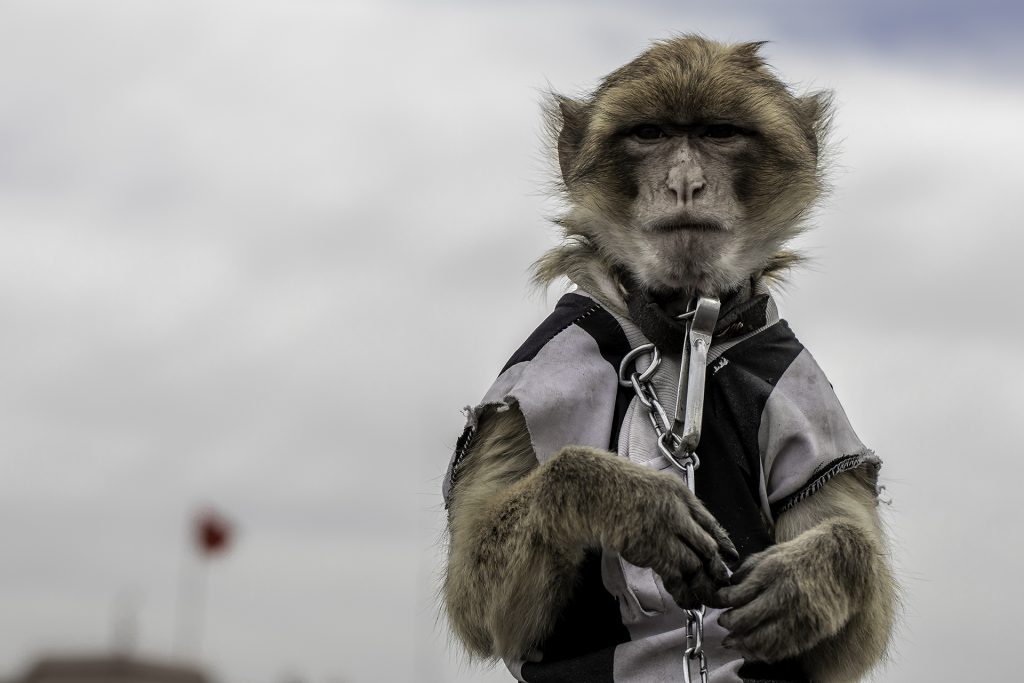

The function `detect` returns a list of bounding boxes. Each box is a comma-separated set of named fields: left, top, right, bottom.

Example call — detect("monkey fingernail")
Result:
left=707, top=559, right=731, bottom=586
left=704, top=590, right=730, bottom=609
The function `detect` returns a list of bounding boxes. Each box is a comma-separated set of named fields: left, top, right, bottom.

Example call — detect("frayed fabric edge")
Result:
left=771, top=450, right=882, bottom=517
left=442, top=400, right=517, bottom=507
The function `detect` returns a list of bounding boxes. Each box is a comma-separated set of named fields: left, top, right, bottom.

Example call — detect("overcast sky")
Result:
left=0, top=2, right=1021, bottom=682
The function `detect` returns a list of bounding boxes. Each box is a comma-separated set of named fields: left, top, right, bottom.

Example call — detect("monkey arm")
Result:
left=443, top=406, right=569, bottom=660
left=778, top=469, right=897, bottom=682
left=443, top=406, right=736, bottom=661
left=717, top=469, right=896, bottom=682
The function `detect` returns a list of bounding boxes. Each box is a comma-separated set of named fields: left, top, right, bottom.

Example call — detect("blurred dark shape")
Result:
left=15, top=655, right=210, bottom=683
left=194, top=509, right=232, bottom=557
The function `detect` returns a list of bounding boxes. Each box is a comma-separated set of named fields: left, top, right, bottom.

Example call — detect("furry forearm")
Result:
left=444, top=407, right=735, bottom=661
left=801, top=556, right=897, bottom=683
left=443, top=408, right=587, bottom=660
left=776, top=470, right=897, bottom=682
left=719, top=469, right=895, bottom=675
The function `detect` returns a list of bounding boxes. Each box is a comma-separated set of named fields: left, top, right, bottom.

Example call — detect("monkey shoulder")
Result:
left=702, top=319, right=880, bottom=526
left=442, top=292, right=632, bottom=506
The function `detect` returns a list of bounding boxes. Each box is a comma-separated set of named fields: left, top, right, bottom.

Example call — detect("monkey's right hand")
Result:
left=537, top=446, right=738, bottom=609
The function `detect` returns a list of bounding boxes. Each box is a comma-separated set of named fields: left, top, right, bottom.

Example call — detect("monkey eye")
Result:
left=630, top=124, right=667, bottom=141
left=703, top=124, right=742, bottom=139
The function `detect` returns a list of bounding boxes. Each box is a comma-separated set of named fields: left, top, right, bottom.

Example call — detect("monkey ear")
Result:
left=796, top=91, right=835, bottom=155
left=554, top=96, right=589, bottom=185
left=798, top=91, right=834, bottom=124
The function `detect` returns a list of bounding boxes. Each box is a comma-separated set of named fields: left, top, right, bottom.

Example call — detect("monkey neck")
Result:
left=612, top=265, right=766, bottom=353
left=544, top=243, right=768, bottom=349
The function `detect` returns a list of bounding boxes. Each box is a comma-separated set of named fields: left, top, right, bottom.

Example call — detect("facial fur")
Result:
left=537, top=36, right=833, bottom=296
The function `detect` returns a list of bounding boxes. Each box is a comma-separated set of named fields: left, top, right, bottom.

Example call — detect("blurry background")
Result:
left=1, top=1, right=1021, bottom=681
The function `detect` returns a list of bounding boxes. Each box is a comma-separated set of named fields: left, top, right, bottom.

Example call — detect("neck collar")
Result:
left=612, top=267, right=770, bottom=353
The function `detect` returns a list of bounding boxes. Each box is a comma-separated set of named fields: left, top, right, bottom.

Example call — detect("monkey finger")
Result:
left=721, top=623, right=779, bottom=660
left=661, top=571, right=701, bottom=609
left=703, top=554, right=732, bottom=589
left=675, top=532, right=730, bottom=587
left=677, top=547, right=733, bottom=606
left=658, top=540, right=725, bottom=608
left=698, top=575, right=731, bottom=609
left=716, top=531, right=740, bottom=565
left=689, top=572, right=725, bottom=608
left=715, top=571, right=765, bottom=607
left=675, top=513, right=727, bottom=568
left=724, top=551, right=769, bottom=586
left=721, top=615, right=800, bottom=663
left=670, top=537, right=705, bottom=579
left=717, top=594, right=776, bottom=636
left=685, top=499, right=739, bottom=562
left=664, top=567, right=721, bottom=610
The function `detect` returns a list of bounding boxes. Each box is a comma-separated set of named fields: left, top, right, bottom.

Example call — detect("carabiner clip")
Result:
left=672, top=296, right=720, bottom=453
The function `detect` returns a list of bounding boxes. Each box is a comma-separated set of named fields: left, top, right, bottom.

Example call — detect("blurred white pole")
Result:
left=172, top=525, right=210, bottom=660
left=174, top=507, right=231, bottom=660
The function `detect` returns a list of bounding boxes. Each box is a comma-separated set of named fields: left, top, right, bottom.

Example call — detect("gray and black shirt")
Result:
left=443, top=284, right=880, bottom=683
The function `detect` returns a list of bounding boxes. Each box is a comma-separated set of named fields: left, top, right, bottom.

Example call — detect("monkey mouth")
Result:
left=645, top=216, right=725, bottom=234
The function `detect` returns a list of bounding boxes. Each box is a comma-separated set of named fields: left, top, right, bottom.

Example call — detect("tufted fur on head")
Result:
left=534, top=35, right=834, bottom=298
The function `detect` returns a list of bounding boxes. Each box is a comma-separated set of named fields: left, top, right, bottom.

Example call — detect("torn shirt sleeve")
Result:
left=758, top=348, right=881, bottom=519
left=442, top=322, right=623, bottom=508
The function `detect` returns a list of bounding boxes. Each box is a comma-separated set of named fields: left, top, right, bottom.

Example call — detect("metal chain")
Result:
left=618, top=345, right=709, bottom=683
left=683, top=606, right=709, bottom=683
left=617, top=345, right=700, bottom=485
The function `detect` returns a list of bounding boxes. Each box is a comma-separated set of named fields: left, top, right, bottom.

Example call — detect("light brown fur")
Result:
left=718, top=468, right=897, bottom=680
left=444, top=35, right=895, bottom=682
left=446, top=413, right=896, bottom=680
left=444, top=407, right=736, bottom=661
left=535, top=36, right=831, bottom=296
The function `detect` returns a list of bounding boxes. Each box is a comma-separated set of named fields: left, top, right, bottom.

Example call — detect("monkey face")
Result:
left=595, top=121, right=756, bottom=294
left=550, top=37, right=830, bottom=296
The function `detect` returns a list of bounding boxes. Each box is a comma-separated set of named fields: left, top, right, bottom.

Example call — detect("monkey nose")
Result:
left=669, top=177, right=707, bottom=206
left=666, top=162, right=707, bottom=205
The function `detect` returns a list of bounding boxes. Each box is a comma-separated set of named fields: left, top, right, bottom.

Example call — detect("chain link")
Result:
left=619, top=344, right=709, bottom=683
left=682, top=606, right=709, bottom=683
left=618, top=345, right=699, bottom=480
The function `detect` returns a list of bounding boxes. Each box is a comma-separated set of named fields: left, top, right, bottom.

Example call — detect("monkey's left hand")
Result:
left=716, top=520, right=873, bottom=663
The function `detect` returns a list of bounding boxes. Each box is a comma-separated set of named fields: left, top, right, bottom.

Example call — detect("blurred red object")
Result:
left=194, top=509, right=233, bottom=556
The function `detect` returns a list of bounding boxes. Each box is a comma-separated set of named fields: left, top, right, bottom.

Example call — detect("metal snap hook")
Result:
left=618, top=343, right=659, bottom=387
